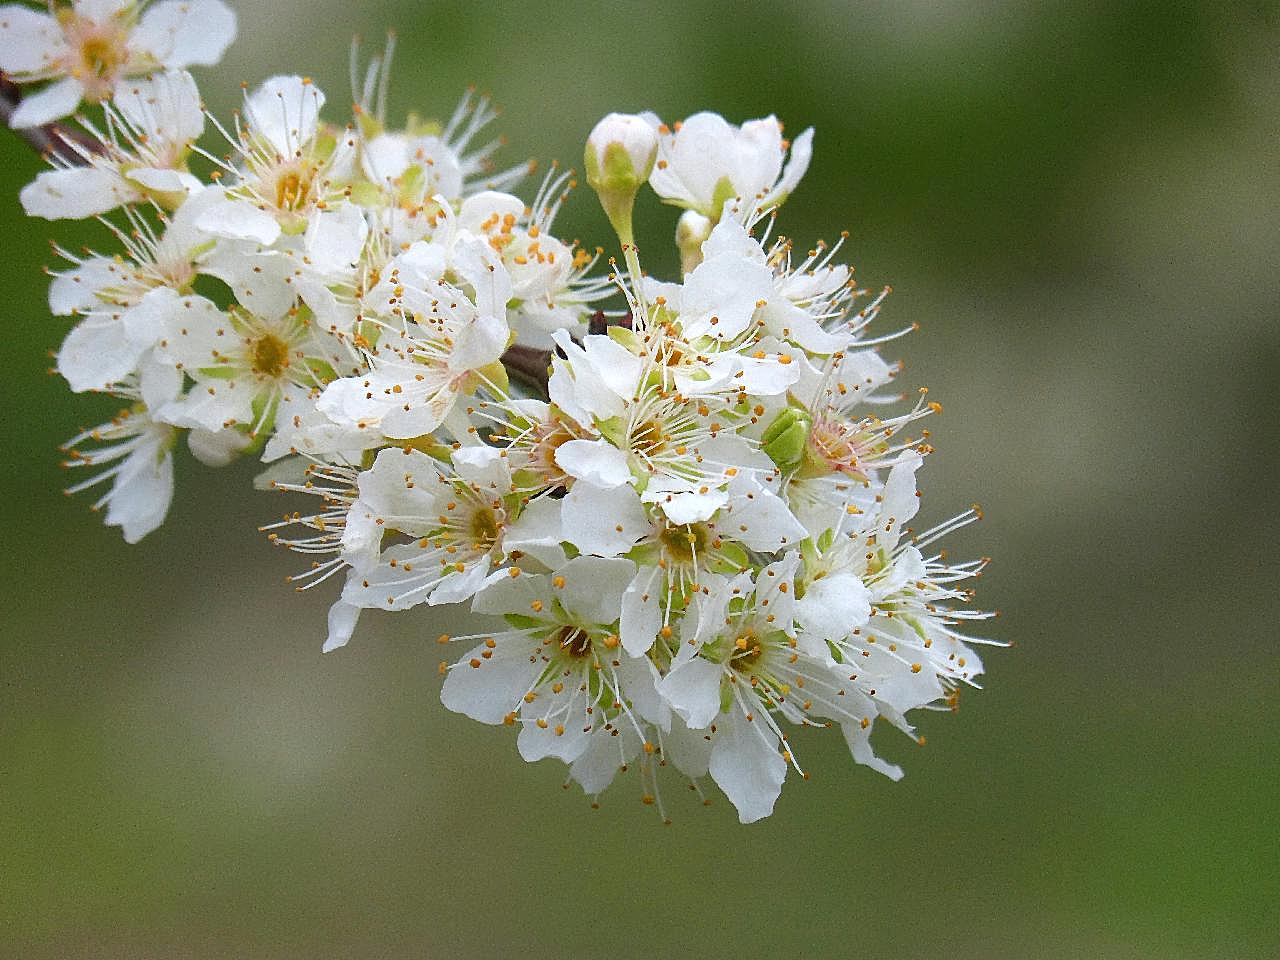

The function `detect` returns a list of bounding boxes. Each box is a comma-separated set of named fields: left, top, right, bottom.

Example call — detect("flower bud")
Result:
left=584, top=113, right=659, bottom=195
left=585, top=112, right=659, bottom=245
left=676, top=210, right=713, bottom=276
left=761, top=407, right=812, bottom=469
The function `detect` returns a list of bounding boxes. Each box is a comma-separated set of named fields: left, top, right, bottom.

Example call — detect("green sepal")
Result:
left=399, top=435, right=454, bottom=462
left=710, top=541, right=748, bottom=574
left=596, top=415, right=627, bottom=449
left=349, top=180, right=384, bottom=208
left=761, top=407, right=811, bottom=469
left=607, top=325, right=640, bottom=351
left=708, top=176, right=737, bottom=222
left=503, top=614, right=546, bottom=631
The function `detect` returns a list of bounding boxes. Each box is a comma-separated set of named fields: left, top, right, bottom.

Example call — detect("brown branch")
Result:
left=501, top=344, right=551, bottom=396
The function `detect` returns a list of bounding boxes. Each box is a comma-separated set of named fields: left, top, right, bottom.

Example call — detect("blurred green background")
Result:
left=3, top=1, right=1278, bottom=958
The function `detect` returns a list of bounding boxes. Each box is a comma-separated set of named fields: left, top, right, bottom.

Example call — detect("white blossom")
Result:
left=7, top=26, right=1001, bottom=823
left=649, top=111, right=813, bottom=222
left=0, top=0, right=235, bottom=127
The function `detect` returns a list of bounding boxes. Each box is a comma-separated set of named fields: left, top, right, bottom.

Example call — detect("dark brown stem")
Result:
left=501, top=344, right=552, bottom=396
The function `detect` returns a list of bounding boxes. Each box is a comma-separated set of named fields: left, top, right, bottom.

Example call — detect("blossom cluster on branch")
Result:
left=3, top=1, right=1000, bottom=823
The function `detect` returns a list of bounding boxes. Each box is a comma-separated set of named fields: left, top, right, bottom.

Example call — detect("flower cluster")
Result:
left=5, top=12, right=1000, bottom=823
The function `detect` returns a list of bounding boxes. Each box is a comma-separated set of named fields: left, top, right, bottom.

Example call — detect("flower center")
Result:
left=553, top=626, right=592, bottom=659
left=631, top=418, right=667, bottom=455
left=658, top=522, right=708, bottom=566
left=66, top=18, right=131, bottom=99
left=728, top=628, right=765, bottom=669
left=469, top=506, right=501, bottom=551
left=251, top=333, right=291, bottom=378
left=806, top=417, right=878, bottom=480
left=531, top=418, right=578, bottom=483
left=274, top=167, right=316, bottom=210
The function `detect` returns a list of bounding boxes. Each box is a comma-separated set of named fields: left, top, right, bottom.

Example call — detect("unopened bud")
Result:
left=676, top=210, right=713, bottom=276
left=585, top=112, right=659, bottom=245
left=761, top=407, right=812, bottom=469
left=585, top=113, right=658, bottom=194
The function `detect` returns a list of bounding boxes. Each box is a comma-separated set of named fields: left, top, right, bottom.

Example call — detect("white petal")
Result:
left=457, top=191, right=525, bottom=232
left=709, top=708, right=787, bottom=824
left=442, top=641, right=539, bottom=724
left=57, top=317, right=143, bottom=391
left=451, top=235, right=512, bottom=317
left=562, top=481, right=649, bottom=559
left=137, top=352, right=182, bottom=409
left=134, top=0, right=236, bottom=68
left=452, top=444, right=512, bottom=490
left=195, top=195, right=281, bottom=244
left=0, top=6, right=64, bottom=75
left=569, top=725, right=640, bottom=795
left=120, top=285, right=185, bottom=348
left=322, top=599, right=361, bottom=653
left=720, top=475, right=805, bottom=552
left=149, top=289, right=226, bottom=369
left=581, top=333, right=643, bottom=400
left=113, top=69, right=204, bottom=143
left=157, top=378, right=252, bottom=432
left=244, top=75, right=323, bottom=158
left=20, top=166, right=133, bottom=220
left=76, top=0, right=133, bottom=20
left=645, top=481, right=726, bottom=526
left=294, top=276, right=356, bottom=333
left=701, top=217, right=765, bottom=262
left=48, top=256, right=120, bottom=315
left=352, top=447, right=442, bottom=524
left=501, top=496, right=565, bottom=569
left=517, top=703, right=593, bottom=763
left=107, top=439, right=174, bottom=544
left=8, top=75, right=83, bottom=128
left=619, top=566, right=662, bottom=656
left=125, top=167, right=201, bottom=196
left=879, top=453, right=923, bottom=547
left=765, top=127, right=813, bottom=209
left=614, top=655, right=670, bottom=730
left=187, top=426, right=250, bottom=467
left=548, top=331, right=627, bottom=423
left=841, top=717, right=904, bottom=781
left=360, top=133, right=410, bottom=183
left=859, top=638, right=944, bottom=715
left=649, top=111, right=735, bottom=211
left=427, top=561, right=498, bottom=606
left=658, top=657, right=723, bottom=730
left=471, top=570, right=551, bottom=619
left=730, top=116, right=786, bottom=203
left=448, top=308, right=509, bottom=373
left=314, top=376, right=379, bottom=430
left=679, top=253, right=773, bottom=340
left=304, top=204, right=368, bottom=277
left=663, top=715, right=713, bottom=779
left=553, top=556, right=636, bottom=625
left=732, top=352, right=802, bottom=396
left=387, top=240, right=447, bottom=287
left=554, top=438, right=632, bottom=488
left=796, top=572, right=871, bottom=644
left=203, top=244, right=297, bottom=322
left=762, top=299, right=848, bottom=355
